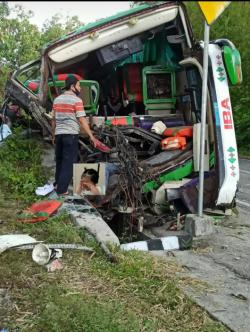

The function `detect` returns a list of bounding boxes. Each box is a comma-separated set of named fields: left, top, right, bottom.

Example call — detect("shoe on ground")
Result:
left=35, top=183, right=54, bottom=196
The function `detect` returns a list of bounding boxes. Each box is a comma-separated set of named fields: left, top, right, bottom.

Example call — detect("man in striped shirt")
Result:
left=51, top=76, right=98, bottom=195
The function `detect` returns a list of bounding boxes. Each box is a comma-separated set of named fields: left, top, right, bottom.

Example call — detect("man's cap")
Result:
left=65, top=76, right=79, bottom=89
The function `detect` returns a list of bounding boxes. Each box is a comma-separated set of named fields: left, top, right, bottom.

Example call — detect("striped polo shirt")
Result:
left=52, top=91, right=86, bottom=135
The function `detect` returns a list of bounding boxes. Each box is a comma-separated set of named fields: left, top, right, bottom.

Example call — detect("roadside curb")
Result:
left=185, top=214, right=215, bottom=237
left=120, top=233, right=193, bottom=251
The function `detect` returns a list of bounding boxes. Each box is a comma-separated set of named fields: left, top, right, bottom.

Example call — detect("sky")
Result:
left=9, top=1, right=132, bottom=29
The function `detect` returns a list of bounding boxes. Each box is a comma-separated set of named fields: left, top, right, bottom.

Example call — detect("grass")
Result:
left=0, top=129, right=228, bottom=331
left=0, top=242, right=228, bottom=332
left=0, top=206, right=228, bottom=332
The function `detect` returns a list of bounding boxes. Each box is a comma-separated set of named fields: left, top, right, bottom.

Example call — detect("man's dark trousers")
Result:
left=55, top=134, right=78, bottom=194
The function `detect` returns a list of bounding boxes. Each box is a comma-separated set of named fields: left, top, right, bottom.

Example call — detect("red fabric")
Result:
left=122, top=64, right=142, bottom=102
left=54, top=73, right=83, bottom=81
left=53, top=104, right=76, bottom=113
left=110, top=117, right=134, bottom=126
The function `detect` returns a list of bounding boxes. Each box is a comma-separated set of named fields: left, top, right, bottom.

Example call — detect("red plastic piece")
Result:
left=94, top=139, right=111, bottom=153
left=163, top=126, right=193, bottom=138
left=17, top=200, right=62, bottom=224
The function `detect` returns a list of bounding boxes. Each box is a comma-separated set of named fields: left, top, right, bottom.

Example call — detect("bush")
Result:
left=0, top=127, right=47, bottom=202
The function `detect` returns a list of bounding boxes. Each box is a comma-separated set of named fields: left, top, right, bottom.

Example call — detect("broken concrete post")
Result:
left=184, top=214, right=215, bottom=237
left=60, top=198, right=120, bottom=261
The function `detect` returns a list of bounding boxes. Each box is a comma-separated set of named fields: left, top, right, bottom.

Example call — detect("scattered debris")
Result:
left=180, top=172, right=218, bottom=214
left=204, top=208, right=229, bottom=216
left=151, top=179, right=190, bottom=215
left=94, top=138, right=111, bottom=153
left=230, top=293, right=248, bottom=301
left=0, top=123, right=12, bottom=143
left=0, top=234, right=40, bottom=254
left=46, top=258, right=63, bottom=272
left=150, top=121, right=166, bottom=135
left=32, top=244, right=63, bottom=272
left=32, top=243, right=62, bottom=266
left=15, top=243, right=94, bottom=252
left=17, top=200, right=62, bottom=223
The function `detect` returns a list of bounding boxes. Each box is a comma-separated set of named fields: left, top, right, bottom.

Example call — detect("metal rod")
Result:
left=198, top=22, right=210, bottom=217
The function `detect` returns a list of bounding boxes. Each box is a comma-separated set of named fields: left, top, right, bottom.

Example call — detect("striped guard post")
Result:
left=120, top=233, right=192, bottom=251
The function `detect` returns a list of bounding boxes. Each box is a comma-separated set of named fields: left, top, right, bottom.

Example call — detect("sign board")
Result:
left=209, top=43, right=239, bottom=205
left=198, top=2, right=231, bottom=25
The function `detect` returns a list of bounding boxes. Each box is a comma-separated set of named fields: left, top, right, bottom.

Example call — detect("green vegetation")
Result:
left=0, top=1, right=83, bottom=100
left=0, top=246, right=228, bottom=332
left=0, top=127, right=47, bottom=203
left=185, top=1, right=250, bottom=155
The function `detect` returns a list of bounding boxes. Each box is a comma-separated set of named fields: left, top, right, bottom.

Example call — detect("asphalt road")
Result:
left=155, top=159, right=250, bottom=332
left=237, top=158, right=250, bottom=210
left=158, top=158, right=250, bottom=332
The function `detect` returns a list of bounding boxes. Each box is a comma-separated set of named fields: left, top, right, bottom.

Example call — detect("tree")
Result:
left=0, top=2, right=83, bottom=102
left=0, top=4, right=41, bottom=67
left=0, top=1, right=9, bottom=18
left=0, top=3, right=41, bottom=100
left=40, top=14, right=84, bottom=47
left=185, top=1, right=250, bottom=153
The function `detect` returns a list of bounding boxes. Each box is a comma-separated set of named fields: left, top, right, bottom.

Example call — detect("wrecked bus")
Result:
left=2, top=1, right=242, bottom=233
